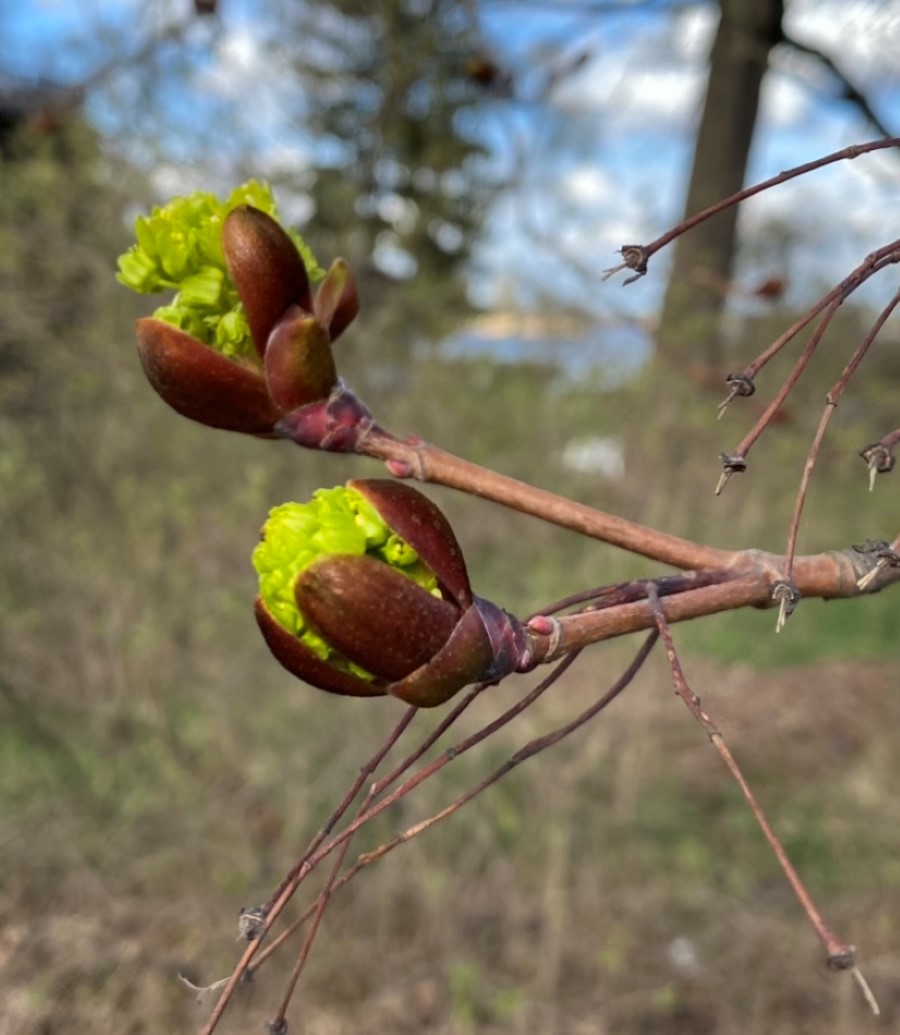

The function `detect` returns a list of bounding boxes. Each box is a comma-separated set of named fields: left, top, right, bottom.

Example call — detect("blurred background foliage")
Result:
left=1, top=2, right=899, bottom=1032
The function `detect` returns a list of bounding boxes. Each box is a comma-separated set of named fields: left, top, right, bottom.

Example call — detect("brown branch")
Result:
left=646, top=584, right=879, bottom=1011
left=268, top=810, right=358, bottom=1033
left=743, top=241, right=900, bottom=382
left=358, top=430, right=734, bottom=571
left=603, top=138, right=900, bottom=282
left=198, top=706, right=419, bottom=1035
left=721, top=296, right=843, bottom=484
left=244, top=684, right=488, bottom=977
left=352, top=634, right=655, bottom=871
left=201, top=654, right=580, bottom=1033
left=532, top=545, right=900, bottom=660
left=252, top=636, right=657, bottom=1006
left=783, top=288, right=900, bottom=577
left=715, top=243, right=900, bottom=491
left=780, top=30, right=895, bottom=141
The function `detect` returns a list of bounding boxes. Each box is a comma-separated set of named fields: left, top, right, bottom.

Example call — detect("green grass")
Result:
left=680, top=590, right=900, bottom=669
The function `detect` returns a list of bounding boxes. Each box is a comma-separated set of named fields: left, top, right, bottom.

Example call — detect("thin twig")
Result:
left=267, top=820, right=356, bottom=1032
left=646, top=585, right=878, bottom=1013
left=295, top=653, right=583, bottom=882
left=533, top=569, right=738, bottom=620
left=745, top=244, right=900, bottom=379
left=256, top=635, right=658, bottom=1006
left=202, top=655, right=580, bottom=1033
left=780, top=31, right=895, bottom=141
left=354, top=635, right=656, bottom=868
left=252, top=683, right=494, bottom=988
left=715, top=242, right=900, bottom=493
left=199, top=706, right=418, bottom=1035
left=783, top=288, right=900, bottom=578
left=264, top=706, right=418, bottom=913
left=606, top=139, right=900, bottom=281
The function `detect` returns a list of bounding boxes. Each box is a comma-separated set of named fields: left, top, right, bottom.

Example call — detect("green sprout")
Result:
left=117, top=180, right=323, bottom=362
left=253, top=485, right=440, bottom=678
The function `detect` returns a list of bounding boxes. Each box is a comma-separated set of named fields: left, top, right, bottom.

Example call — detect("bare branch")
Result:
left=359, top=430, right=736, bottom=571
left=780, top=30, right=895, bottom=141
left=604, top=138, right=900, bottom=282
left=782, top=288, right=900, bottom=578
left=646, top=585, right=878, bottom=1012
left=715, top=241, right=900, bottom=491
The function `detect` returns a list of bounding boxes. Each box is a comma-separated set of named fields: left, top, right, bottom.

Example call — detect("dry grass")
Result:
left=4, top=652, right=900, bottom=1034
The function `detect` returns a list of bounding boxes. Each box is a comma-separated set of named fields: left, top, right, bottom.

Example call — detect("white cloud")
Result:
left=199, top=25, right=267, bottom=98
left=561, top=166, right=614, bottom=206
left=759, top=70, right=810, bottom=128
left=620, top=67, right=705, bottom=124
left=669, top=5, right=717, bottom=62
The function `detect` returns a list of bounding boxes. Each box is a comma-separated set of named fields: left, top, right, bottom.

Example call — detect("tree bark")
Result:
left=657, top=0, right=784, bottom=373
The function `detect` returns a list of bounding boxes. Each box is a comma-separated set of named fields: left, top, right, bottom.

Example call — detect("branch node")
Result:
left=859, top=442, right=895, bottom=491
left=717, top=373, right=756, bottom=419
left=601, top=244, right=648, bottom=285
left=715, top=453, right=747, bottom=495
left=772, top=580, right=801, bottom=633
left=853, top=539, right=900, bottom=590
left=526, top=614, right=561, bottom=659
left=237, top=905, right=268, bottom=942
left=266, top=1019, right=289, bottom=1035
left=826, top=945, right=857, bottom=970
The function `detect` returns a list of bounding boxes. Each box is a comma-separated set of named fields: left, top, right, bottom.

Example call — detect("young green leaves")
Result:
left=118, top=182, right=359, bottom=435
left=254, top=480, right=530, bottom=707
left=117, top=181, right=322, bottom=362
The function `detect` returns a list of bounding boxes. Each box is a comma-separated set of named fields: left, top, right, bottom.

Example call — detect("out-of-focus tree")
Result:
left=657, top=0, right=784, bottom=370
left=657, top=0, right=895, bottom=374
left=283, top=0, right=493, bottom=365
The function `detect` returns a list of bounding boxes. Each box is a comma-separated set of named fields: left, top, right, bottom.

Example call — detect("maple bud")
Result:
left=118, top=181, right=359, bottom=435
left=253, top=480, right=528, bottom=707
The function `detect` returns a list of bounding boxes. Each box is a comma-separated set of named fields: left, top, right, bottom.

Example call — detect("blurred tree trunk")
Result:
left=656, top=0, right=783, bottom=374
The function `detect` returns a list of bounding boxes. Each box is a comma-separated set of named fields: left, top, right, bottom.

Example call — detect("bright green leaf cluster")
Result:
left=253, top=486, right=439, bottom=675
left=116, top=180, right=323, bottom=362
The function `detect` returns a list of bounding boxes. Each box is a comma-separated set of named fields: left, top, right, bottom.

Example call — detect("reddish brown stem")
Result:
left=733, top=297, right=843, bottom=460
left=358, top=431, right=733, bottom=571
left=247, top=681, right=492, bottom=978
left=297, top=653, right=582, bottom=877
left=782, top=405, right=836, bottom=581
left=200, top=655, right=579, bottom=1034
left=645, top=585, right=860, bottom=970
left=714, top=242, right=900, bottom=493
left=783, top=288, right=900, bottom=577
left=352, top=633, right=655, bottom=869
left=745, top=242, right=900, bottom=381
left=199, top=706, right=418, bottom=1035
left=255, top=636, right=657, bottom=991
left=536, top=546, right=900, bottom=659
left=263, top=706, right=417, bottom=914
left=268, top=832, right=354, bottom=1032
left=641, top=139, right=900, bottom=268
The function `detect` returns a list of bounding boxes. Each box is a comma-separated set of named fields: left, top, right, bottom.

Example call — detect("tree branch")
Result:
left=359, top=431, right=735, bottom=571
left=780, top=30, right=895, bottom=141
left=533, top=544, right=900, bottom=659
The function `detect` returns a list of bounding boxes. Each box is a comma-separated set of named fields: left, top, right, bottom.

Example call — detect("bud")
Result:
left=118, top=181, right=360, bottom=435
left=253, top=480, right=528, bottom=707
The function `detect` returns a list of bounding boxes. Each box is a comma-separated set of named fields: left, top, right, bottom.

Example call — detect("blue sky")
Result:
left=4, top=0, right=900, bottom=341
